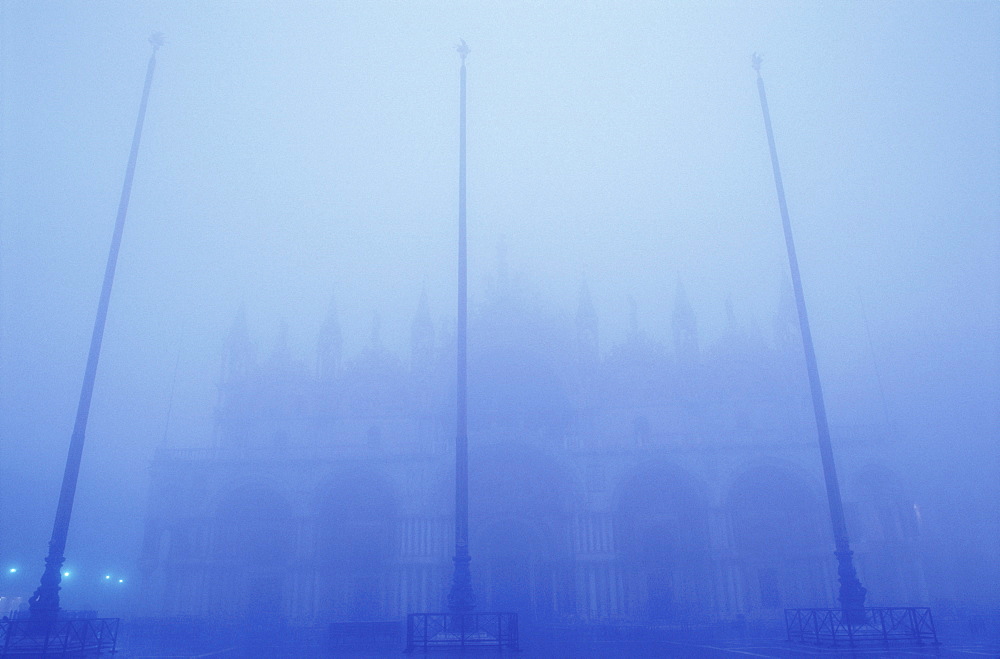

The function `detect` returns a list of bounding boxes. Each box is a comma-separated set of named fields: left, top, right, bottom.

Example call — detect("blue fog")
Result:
left=0, top=2, right=997, bottom=656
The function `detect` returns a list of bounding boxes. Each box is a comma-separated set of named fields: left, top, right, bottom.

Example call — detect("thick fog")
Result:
left=0, top=0, right=997, bottom=629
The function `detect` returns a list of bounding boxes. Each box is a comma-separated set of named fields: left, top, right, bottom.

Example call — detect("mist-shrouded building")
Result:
left=137, top=276, right=928, bottom=626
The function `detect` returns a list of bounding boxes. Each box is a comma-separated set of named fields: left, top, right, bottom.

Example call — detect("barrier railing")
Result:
left=785, top=607, right=937, bottom=646
left=0, top=617, right=119, bottom=657
left=405, top=612, right=518, bottom=652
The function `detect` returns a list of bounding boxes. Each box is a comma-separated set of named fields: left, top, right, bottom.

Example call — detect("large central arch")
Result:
left=211, top=485, right=294, bottom=620
left=469, top=442, right=575, bottom=620
left=313, top=467, right=398, bottom=621
left=615, top=462, right=712, bottom=621
left=726, top=465, right=828, bottom=612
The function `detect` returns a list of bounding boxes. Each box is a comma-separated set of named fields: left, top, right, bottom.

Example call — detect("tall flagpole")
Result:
left=752, top=53, right=867, bottom=618
left=29, top=33, right=163, bottom=621
left=447, top=38, right=476, bottom=612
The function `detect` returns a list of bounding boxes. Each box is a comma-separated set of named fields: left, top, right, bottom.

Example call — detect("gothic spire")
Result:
left=576, top=280, right=599, bottom=364
left=411, top=288, right=435, bottom=373
left=672, top=278, right=699, bottom=363
left=369, top=311, right=383, bottom=349
left=317, top=292, right=342, bottom=379
left=224, top=303, right=254, bottom=381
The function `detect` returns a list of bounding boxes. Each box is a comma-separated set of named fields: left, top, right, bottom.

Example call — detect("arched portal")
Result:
left=313, top=468, right=397, bottom=621
left=469, top=443, right=575, bottom=621
left=211, top=485, right=294, bottom=620
left=615, top=464, right=712, bottom=622
left=726, top=466, right=828, bottom=612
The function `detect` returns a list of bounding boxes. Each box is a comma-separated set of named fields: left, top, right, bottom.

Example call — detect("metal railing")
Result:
left=0, top=617, right=119, bottom=657
left=785, top=607, right=937, bottom=646
left=406, top=612, right=518, bottom=652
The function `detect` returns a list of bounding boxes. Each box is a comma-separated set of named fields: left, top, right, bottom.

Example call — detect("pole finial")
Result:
left=752, top=52, right=763, bottom=74
left=457, top=39, right=470, bottom=61
left=149, top=32, right=164, bottom=51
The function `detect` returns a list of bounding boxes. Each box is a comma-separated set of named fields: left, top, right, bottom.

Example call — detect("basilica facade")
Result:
left=137, top=280, right=928, bottom=626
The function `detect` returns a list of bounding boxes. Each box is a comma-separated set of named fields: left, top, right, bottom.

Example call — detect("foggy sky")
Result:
left=0, top=2, right=997, bottom=606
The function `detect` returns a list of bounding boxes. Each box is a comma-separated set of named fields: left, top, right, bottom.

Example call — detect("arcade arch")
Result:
left=725, top=465, right=828, bottom=611
left=469, top=443, right=575, bottom=620
left=312, top=467, right=398, bottom=621
left=615, top=462, right=712, bottom=621
left=210, top=485, right=294, bottom=619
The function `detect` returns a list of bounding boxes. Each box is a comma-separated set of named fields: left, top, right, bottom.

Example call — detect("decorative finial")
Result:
left=752, top=52, right=763, bottom=73
left=149, top=32, right=165, bottom=51
left=457, top=39, right=470, bottom=61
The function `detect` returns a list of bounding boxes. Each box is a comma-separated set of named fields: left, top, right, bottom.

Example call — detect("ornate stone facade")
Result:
left=138, top=282, right=927, bottom=624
